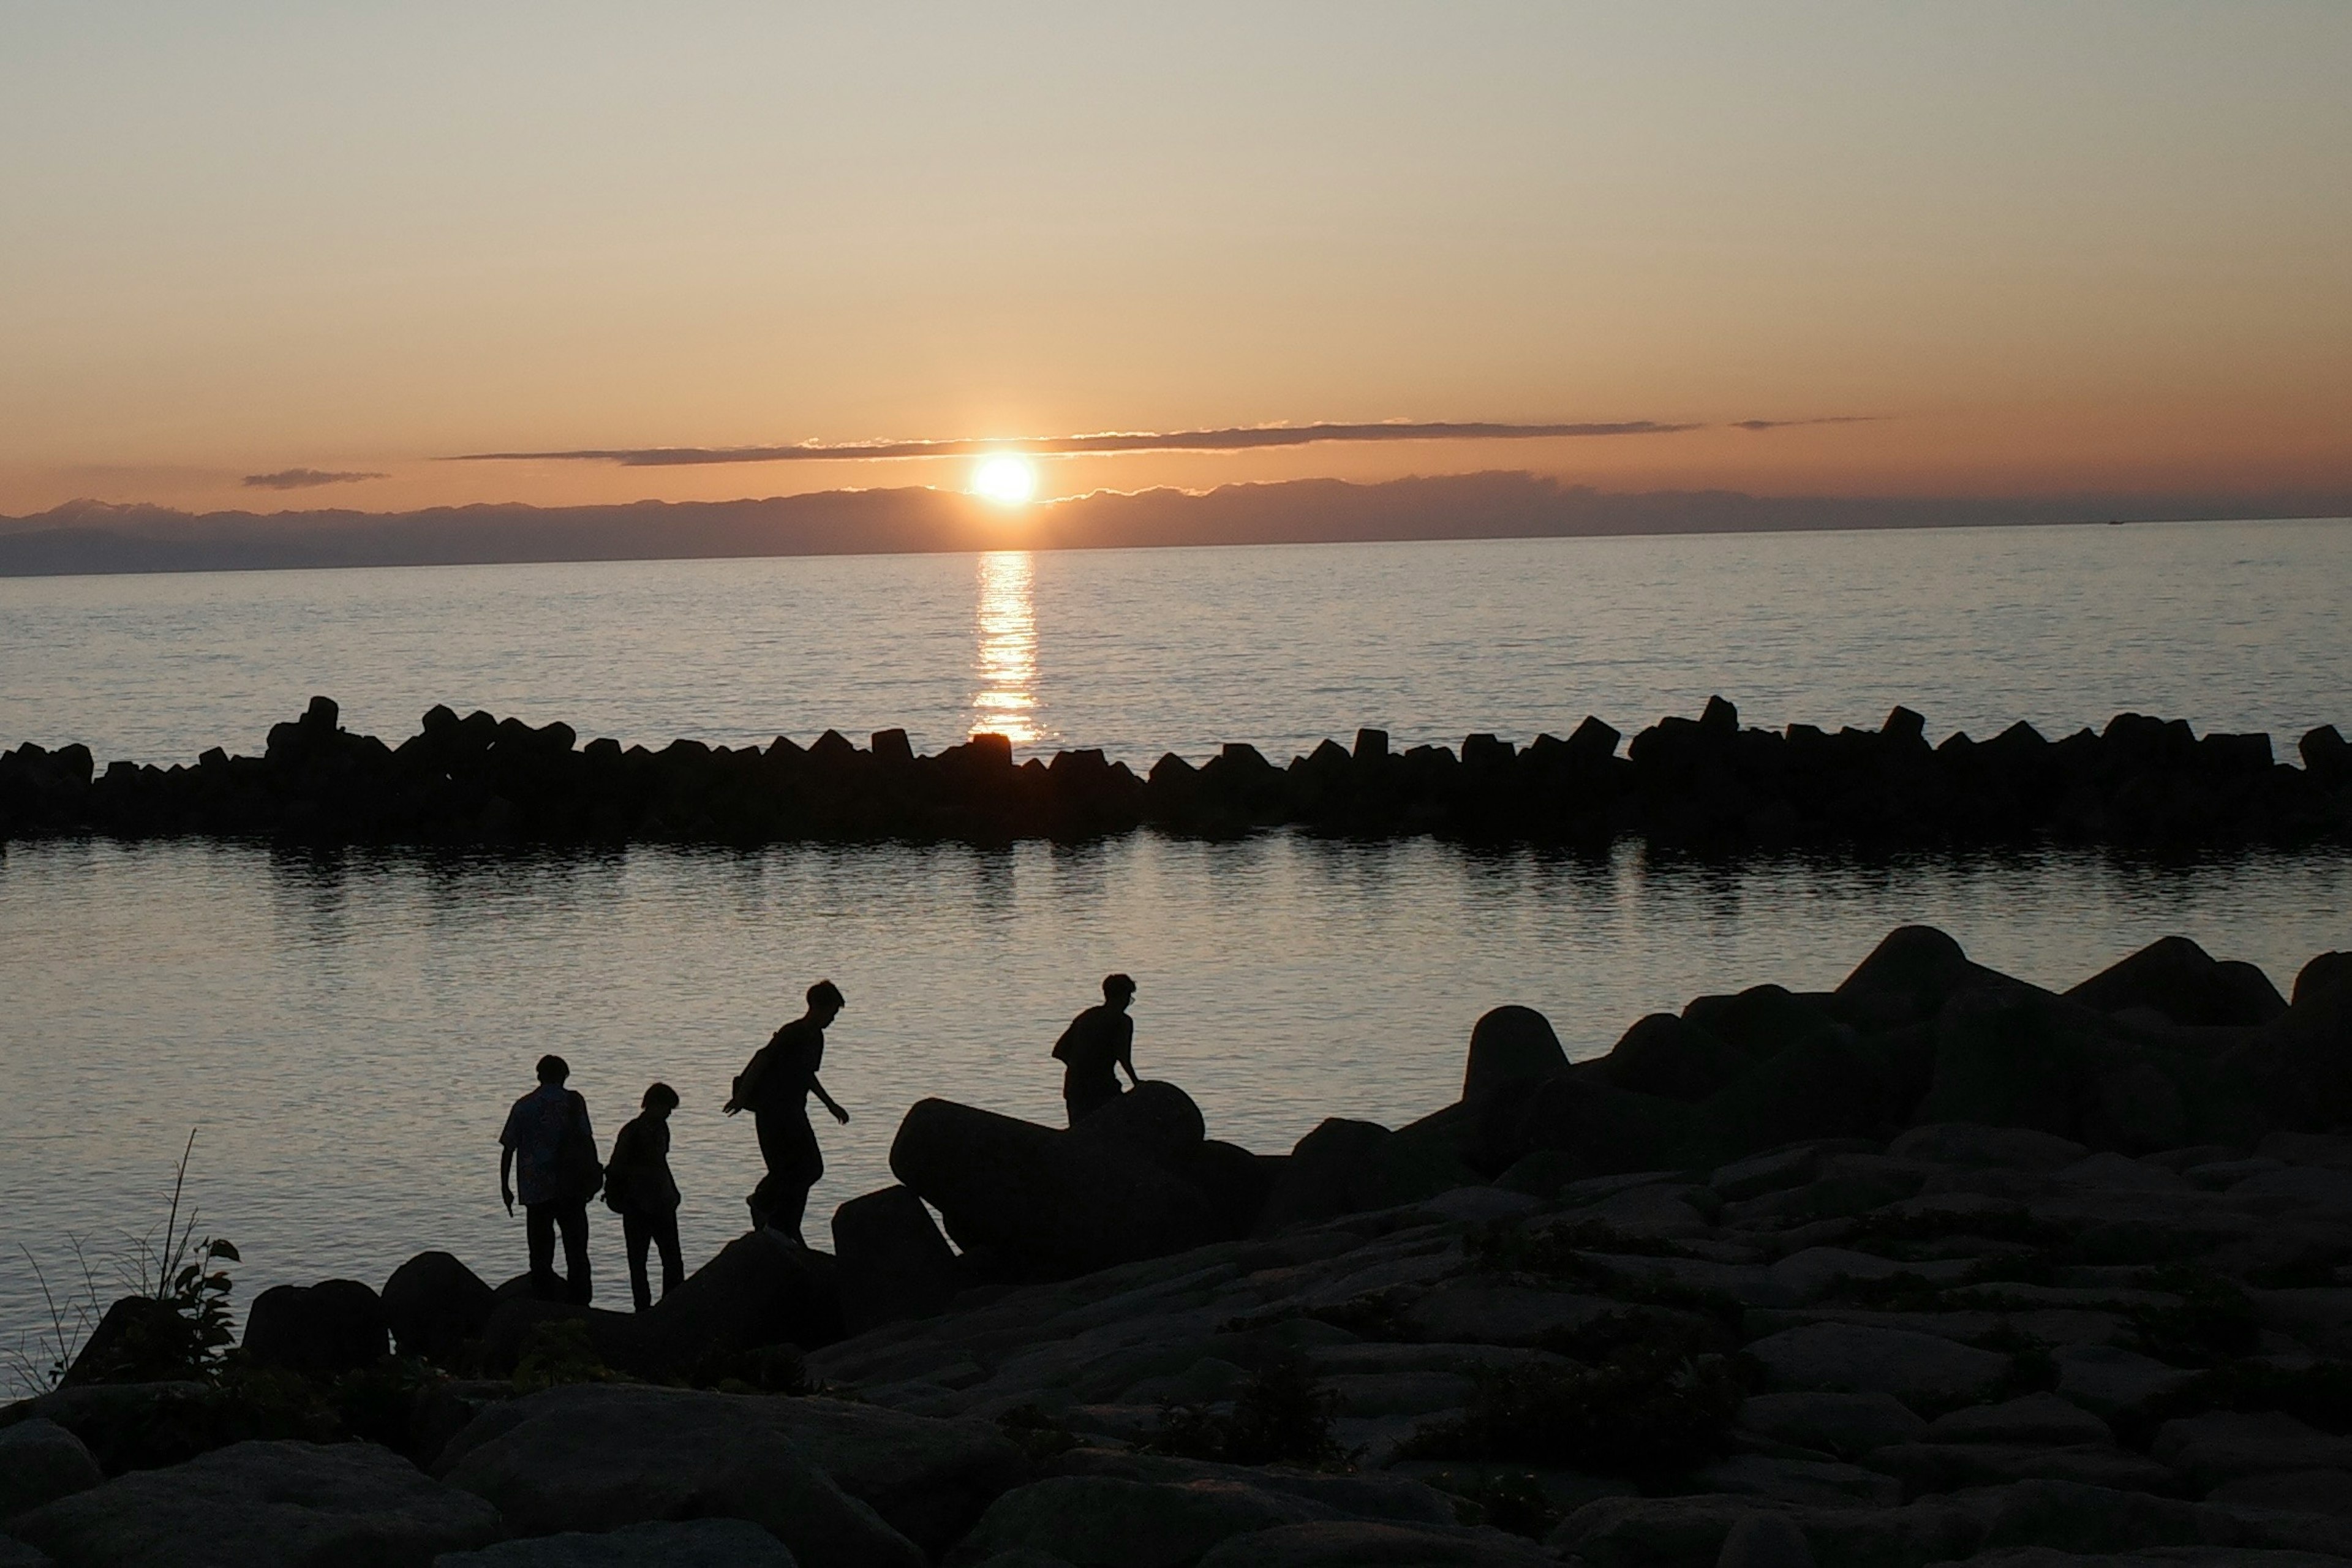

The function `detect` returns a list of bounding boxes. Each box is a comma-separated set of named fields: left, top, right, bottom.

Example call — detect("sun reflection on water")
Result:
left=971, top=550, right=1042, bottom=746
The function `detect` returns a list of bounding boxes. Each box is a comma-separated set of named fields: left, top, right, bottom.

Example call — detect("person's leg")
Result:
left=622, top=1212, right=653, bottom=1311
left=525, top=1202, right=557, bottom=1295
left=557, top=1201, right=592, bottom=1304
left=654, top=1209, right=684, bottom=1299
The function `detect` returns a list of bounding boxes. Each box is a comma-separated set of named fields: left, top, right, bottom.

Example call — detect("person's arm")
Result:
left=811, top=1074, right=849, bottom=1125
left=499, top=1145, right=515, bottom=1216
left=1117, top=1018, right=1139, bottom=1088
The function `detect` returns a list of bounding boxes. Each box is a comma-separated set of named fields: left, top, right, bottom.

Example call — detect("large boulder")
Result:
left=241, top=1280, right=388, bottom=1378
left=434, top=1519, right=796, bottom=1567
left=952, top=1474, right=1334, bottom=1567
left=1186, top=1140, right=1281, bottom=1238
left=381, top=1252, right=496, bottom=1364
left=1474, top=1075, right=1697, bottom=1181
left=1196, top=1520, right=1556, bottom=1567
left=0, top=1419, right=102, bottom=1518
left=8, top=1439, right=500, bottom=1567
left=57, top=1298, right=207, bottom=1388
left=832, top=1186, right=959, bottom=1334
left=889, top=1098, right=1224, bottom=1276
left=1683, top=985, right=1845, bottom=1061
left=1253, top=1118, right=1482, bottom=1235
left=742, top=1394, right=1029, bottom=1557
left=1833, top=924, right=2027, bottom=1031
left=1067, top=1080, right=1207, bottom=1173
left=642, top=1231, right=843, bottom=1365
left=1461, top=1006, right=1567, bottom=1101
left=432, top=1384, right=972, bottom=1568
left=2066, top=936, right=2288, bottom=1027
left=0, top=1380, right=338, bottom=1476
left=1744, top=1323, right=2011, bottom=1407
left=1602, top=1015, right=1747, bottom=1103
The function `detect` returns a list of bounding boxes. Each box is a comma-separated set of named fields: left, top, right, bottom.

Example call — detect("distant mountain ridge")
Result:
left=3, top=472, right=2346, bottom=577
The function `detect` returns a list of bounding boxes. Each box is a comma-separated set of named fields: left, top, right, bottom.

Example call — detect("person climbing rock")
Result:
left=725, top=980, right=848, bottom=1243
left=605, top=1081, right=685, bottom=1310
left=499, top=1054, right=599, bottom=1303
left=1054, top=972, right=1139, bottom=1125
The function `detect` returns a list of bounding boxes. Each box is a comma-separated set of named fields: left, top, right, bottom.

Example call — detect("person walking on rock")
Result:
left=499, top=1054, right=600, bottom=1303
left=605, top=1081, right=685, bottom=1311
left=726, top=980, right=849, bottom=1243
left=1054, top=972, right=1139, bottom=1126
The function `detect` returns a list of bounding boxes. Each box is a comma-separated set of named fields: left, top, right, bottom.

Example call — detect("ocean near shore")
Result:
left=3, top=521, right=2350, bottom=1355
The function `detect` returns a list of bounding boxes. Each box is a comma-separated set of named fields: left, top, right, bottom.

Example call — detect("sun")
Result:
left=971, top=454, right=1038, bottom=506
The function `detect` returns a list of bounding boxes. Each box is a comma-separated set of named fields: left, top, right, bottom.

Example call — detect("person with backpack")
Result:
left=499, top=1053, right=600, bottom=1303
left=1053, top=973, right=1139, bottom=1125
left=725, top=981, right=848, bottom=1243
left=604, top=1082, right=685, bottom=1310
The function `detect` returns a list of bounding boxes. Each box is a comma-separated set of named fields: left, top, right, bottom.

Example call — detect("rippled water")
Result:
left=2, top=519, right=2349, bottom=1368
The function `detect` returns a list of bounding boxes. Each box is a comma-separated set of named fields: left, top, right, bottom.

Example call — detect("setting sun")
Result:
left=971, top=454, right=1038, bottom=506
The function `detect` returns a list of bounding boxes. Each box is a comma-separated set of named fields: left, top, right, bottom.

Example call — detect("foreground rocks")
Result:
left=7, top=923, right=2352, bottom=1567
left=6, top=695, right=2349, bottom=849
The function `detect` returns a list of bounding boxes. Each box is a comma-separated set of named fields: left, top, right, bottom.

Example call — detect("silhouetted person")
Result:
left=726, top=980, right=848, bottom=1243
left=500, top=1054, right=598, bottom=1303
left=1054, top=973, right=1138, bottom=1125
left=605, top=1082, right=685, bottom=1311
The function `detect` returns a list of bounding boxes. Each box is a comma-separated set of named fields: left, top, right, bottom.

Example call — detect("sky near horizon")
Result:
left=2, top=2, right=2347, bottom=518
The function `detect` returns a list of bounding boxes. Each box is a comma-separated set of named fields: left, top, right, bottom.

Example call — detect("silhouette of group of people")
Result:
left=496, top=973, right=1144, bottom=1309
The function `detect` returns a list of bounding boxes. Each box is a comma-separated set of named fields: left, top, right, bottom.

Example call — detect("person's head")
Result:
left=535, top=1054, right=570, bottom=1086
left=641, top=1081, right=679, bottom=1120
left=807, top=979, right=845, bottom=1022
left=1102, top=973, right=1136, bottom=1010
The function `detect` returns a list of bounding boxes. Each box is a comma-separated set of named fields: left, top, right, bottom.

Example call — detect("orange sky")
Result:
left=2, top=5, right=2346, bottom=518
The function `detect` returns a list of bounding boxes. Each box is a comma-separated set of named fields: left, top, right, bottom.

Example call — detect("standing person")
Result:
left=499, top=1054, right=599, bottom=1303
left=1054, top=973, right=1139, bottom=1126
left=725, top=981, right=848, bottom=1243
left=604, top=1082, right=685, bottom=1311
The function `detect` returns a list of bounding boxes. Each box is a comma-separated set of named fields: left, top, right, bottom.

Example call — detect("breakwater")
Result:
left=4, top=695, right=2350, bottom=850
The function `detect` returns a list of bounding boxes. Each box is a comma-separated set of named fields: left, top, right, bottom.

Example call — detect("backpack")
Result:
left=554, top=1093, right=604, bottom=1205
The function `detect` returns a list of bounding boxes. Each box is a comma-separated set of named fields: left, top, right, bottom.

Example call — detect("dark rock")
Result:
left=1461, top=1006, right=1567, bottom=1101
left=953, top=1475, right=1333, bottom=1566
left=641, top=1231, right=843, bottom=1367
left=0, top=1419, right=102, bottom=1518
left=2067, top=936, right=2288, bottom=1027
left=381, top=1251, right=496, bottom=1363
left=432, top=1384, right=971, bottom=1568
left=1744, top=1322, right=2010, bottom=1406
left=8, top=1439, right=500, bottom=1568
left=1716, top=1513, right=1815, bottom=1568
left=241, top=1279, right=388, bottom=1378
left=1736, top=1391, right=1926, bottom=1458
left=1480, top=1076, right=1697, bottom=1182
left=1888, top=1123, right=2088, bottom=1169
left=1194, top=1519, right=1556, bottom=1567
left=434, top=1519, right=797, bottom=1567
left=2294, top=952, right=2352, bottom=1008
left=1066, top=1080, right=1207, bottom=1173
left=1187, top=1140, right=1281, bottom=1238
left=891, top=1098, right=1224, bottom=1276
left=58, top=1298, right=209, bottom=1389
left=1254, top=1118, right=1481, bottom=1234
left=832, top=1186, right=959, bottom=1334
left=1603, top=1014, right=1747, bottom=1103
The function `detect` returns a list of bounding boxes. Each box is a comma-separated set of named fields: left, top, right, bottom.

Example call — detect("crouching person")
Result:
left=606, top=1082, right=685, bottom=1311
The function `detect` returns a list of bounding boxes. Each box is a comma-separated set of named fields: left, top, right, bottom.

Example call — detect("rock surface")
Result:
left=0, top=1420, right=102, bottom=1520
left=7, top=1439, right=500, bottom=1568
left=432, top=1519, right=797, bottom=1567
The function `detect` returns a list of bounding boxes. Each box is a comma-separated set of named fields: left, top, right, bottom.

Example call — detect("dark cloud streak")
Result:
left=448, top=419, right=1706, bottom=467
left=243, top=468, right=389, bottom=490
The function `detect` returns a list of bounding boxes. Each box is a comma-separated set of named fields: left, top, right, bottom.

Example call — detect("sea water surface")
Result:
left=3, top=519, right=2349, bottom=1366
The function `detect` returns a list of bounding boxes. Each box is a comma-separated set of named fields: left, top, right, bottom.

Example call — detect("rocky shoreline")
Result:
left=6, top=923, right=2352, bottom=1567
left=6, top=696, right=2352, bottom=850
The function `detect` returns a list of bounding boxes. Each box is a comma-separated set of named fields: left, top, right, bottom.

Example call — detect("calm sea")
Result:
left=4, top=520, right=2349, bottom=1365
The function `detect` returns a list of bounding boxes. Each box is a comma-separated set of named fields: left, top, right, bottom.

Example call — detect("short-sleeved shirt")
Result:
left=500, top=1084, right=589, bottom=1207
left=1053, top=1005, right=1133, bottom=1090
left=736, top=1019, right=824, bottom=1118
